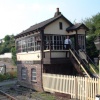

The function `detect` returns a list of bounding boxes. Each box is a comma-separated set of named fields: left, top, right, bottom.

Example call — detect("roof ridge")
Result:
left=18, top=14, right=63, bottom=35
left=30, top=14, right=62, bottom=27
left=15, top=14, right=73, bottom=38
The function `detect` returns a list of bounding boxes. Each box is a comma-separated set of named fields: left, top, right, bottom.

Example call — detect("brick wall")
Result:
left=17, top=62, right=43, bottom=91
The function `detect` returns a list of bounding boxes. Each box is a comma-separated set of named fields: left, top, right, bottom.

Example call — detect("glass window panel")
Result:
left=21, top=68, right=26, bottom=80
left=31, top=68, right=36, bottom=81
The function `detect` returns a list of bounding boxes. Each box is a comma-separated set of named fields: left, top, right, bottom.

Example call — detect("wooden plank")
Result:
left=69, top=49, right=90, bottom=78
left=85, top=77, right=88, bottom=100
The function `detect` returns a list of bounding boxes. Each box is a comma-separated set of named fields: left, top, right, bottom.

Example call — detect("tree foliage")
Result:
left=4, top=35, right=10, bottom=42
left=0, top=35, right=16, bottom=65
left=83, top=13, right=100, bottom=59
left=11, top=47, right=17, bottom=65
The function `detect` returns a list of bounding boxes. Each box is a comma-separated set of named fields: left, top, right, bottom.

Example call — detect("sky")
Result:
left=0, top=0, right=100, bottom=39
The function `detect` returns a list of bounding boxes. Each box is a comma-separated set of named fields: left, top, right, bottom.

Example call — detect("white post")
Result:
left=96, top=55, right=100, bottom=100
left=99, top=55, right=100, bottom=94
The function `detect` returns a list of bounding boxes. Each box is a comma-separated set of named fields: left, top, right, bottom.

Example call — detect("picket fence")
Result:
left=43, top=73, right=99, bottom=100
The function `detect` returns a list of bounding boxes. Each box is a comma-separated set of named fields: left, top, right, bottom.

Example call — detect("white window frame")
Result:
left=44, top=35, right=66, bottom=50
left=21, top=68, right=27, bottom=80
left=16, top=35, right=41, bottom=53
left=31, top=68, right=36, bottom=81
left=78, top=35, right=85, bottom=50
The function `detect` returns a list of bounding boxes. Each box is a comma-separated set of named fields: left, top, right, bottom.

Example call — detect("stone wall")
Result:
left=0, top=58, right=17, bottom=73
left=0, top=53, right=12, bottom=58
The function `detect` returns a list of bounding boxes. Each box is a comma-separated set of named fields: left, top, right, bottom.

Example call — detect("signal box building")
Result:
left=15, top=8, right=90, bottom=91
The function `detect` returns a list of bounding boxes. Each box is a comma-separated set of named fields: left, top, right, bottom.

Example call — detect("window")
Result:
left=34, top=36, right=41, bottom=51
left=21, top=68, right=27, bottom=80
left=16, top=40, right=22, bottom=52
left=59, top=22, right=63, bottom=30
left=16, top=35, right=41, bottom=53
left=78, top=35, right=85, bottom=50
left=44, top=35, right=66, bottom=50
left=31, top=68, right=36, bottom=81
left=22, top=40, right=27, bottom=52
left=27, top=37, right=34, bottom=51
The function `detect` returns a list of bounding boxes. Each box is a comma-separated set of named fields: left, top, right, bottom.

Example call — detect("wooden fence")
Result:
left=43, top=73, right=99, bottom=100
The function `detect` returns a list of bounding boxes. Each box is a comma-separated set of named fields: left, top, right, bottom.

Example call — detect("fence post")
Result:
left=75, top=77, right=78, bottom=99
left=3, top=64, right=6, bottom=74
left=85, top=77, right=88, bottom=100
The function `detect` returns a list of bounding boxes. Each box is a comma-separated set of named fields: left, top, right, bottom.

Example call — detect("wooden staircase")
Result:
left=70, top=56, right=84, bottom=76
left=69, top=48, right=99, bottom=78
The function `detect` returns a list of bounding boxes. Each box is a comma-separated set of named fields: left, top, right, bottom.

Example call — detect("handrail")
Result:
left=79, top=47, right=99, bottom=71
left=43, top=44, right=98, bottom=77
left=78, top=49, right=99, bottom=76
left=69, top=49, right=90, bottom=78
left=70, top=46, right=95, bottom=77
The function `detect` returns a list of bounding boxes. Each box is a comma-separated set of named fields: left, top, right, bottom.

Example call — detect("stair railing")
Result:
left=78, top=46, right=99, bottom=71
left=69, top=46, right=95, bottom=78
left=69, top=48, right=90, bottom=78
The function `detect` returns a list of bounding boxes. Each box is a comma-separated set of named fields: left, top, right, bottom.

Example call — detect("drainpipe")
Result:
left=40, top=29, right=44, bottom=91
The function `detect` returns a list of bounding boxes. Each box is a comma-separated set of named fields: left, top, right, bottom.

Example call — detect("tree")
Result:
left=86, top=34, right=99, bottom=59
left=4, top=35, right=10, bottom=42
left=11, top=47, right=16, bottom=65
left=83, top=13, right=100, bottom=59
left=0, top=34, right=16, bottom=65
left=83, top=13, right=100, bottom=35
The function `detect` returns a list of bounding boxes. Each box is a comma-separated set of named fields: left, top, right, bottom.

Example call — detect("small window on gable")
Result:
left=59, top=22, right=63, bottom=30
left=31, top=68, right=36, bottom=81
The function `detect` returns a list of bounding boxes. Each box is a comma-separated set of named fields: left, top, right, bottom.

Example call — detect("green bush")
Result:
left=0, top=71, right=17, bottom=82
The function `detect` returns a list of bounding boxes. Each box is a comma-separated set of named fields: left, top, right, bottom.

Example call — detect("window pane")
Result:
left=78, top=35, right=85, bottom=49
left=31, top=69, right=36, bottom=81
left=59, top=22, right=63, bottom=30
left=21, top=68, right=26, bottom=79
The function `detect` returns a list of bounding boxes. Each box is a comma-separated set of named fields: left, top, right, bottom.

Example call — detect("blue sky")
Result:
left=0, top=0, right=100, bottom=38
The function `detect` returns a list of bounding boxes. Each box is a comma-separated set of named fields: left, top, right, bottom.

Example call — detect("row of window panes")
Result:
left=21, top=68, right=36, bottom=81
left=17, top=35, right=85, bottom=51
left=16, top=36, right=40, bottom=53
left=44, top=35, right=67, bottom=50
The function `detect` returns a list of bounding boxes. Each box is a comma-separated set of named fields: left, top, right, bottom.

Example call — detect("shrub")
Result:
left=0, top=71, right=17, bottom=81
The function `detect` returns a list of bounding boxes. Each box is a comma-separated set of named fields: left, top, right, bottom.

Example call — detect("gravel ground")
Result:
left=0, top=80, right=73, bottom=100
left=0, top=84, right=63, bottom=100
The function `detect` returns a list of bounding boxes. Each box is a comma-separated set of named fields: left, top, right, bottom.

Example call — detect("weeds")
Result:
left=0, top=71, right=17, bottom=81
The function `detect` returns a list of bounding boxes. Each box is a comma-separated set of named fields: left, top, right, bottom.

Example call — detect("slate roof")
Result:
left=15, top=14, right=73, bottom=38
left=66, top=23, right=89, bottom=31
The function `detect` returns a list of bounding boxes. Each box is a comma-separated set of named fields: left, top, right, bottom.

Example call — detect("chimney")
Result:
left=54, top=8, right=61, bottom=17
left=57, top=8, right=59, bottom=12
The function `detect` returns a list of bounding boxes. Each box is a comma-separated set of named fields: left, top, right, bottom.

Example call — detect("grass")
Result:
left=31, top=92, right=56, bottom=100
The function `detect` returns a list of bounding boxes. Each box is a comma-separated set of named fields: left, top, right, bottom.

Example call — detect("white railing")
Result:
left=43, top=73, right=99, bottom=100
